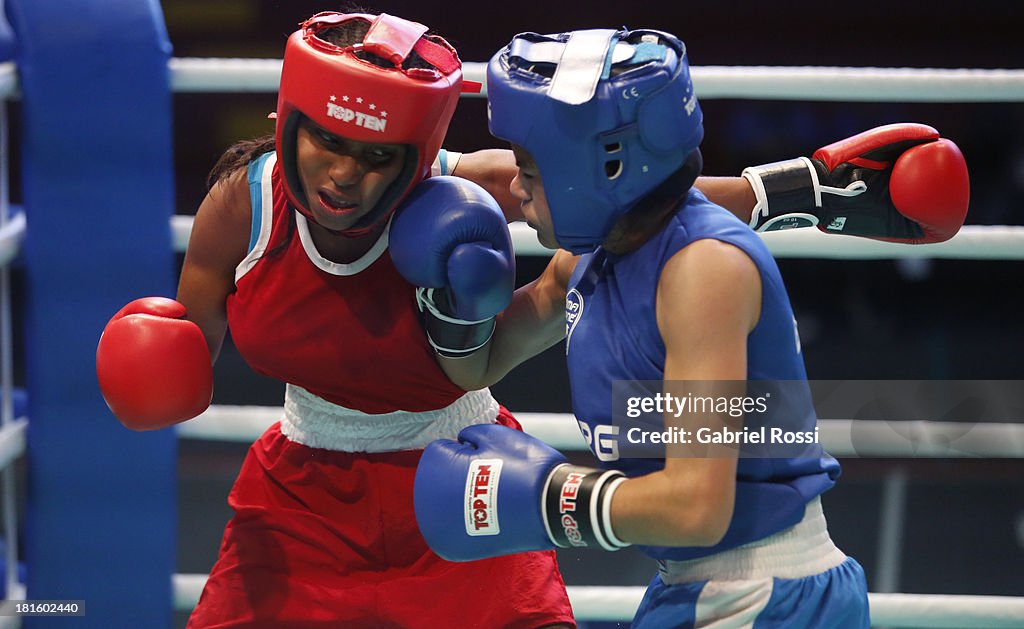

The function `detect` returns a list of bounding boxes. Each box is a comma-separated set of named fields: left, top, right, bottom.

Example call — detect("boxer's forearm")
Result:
left=452, top=148, right=525, bottom=223
left=694, top=176, right=757, bottom=224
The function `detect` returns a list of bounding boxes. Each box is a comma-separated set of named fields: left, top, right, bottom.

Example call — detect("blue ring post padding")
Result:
left=6, top=1, right=176, bottom=627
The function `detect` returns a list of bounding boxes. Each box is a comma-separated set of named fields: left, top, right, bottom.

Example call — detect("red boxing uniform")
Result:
left=187, top=153, right=574, bottom=628
left=227, top=160, right=466, bottom=415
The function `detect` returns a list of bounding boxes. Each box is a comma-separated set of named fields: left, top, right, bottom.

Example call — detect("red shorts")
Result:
left=188, top=409, right=575, bottom=629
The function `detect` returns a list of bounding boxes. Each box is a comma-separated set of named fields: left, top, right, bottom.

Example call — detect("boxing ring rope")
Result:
left=169, top=58, right=1024, bottom=102
left=0, top=211, right=23, bottom=269
left=1, top=60, right=1023, bottom=627
left=161, top=573, right=1023, bottom=628
left=176, top=217, right=1024, bottom=261
left=0, top=210, right=986, bottom=267
left=572, top=589, right=1024, bottom=627
left=0, top=62, right=13, bottom=100
left=176, top=408, right=1024, bottom=458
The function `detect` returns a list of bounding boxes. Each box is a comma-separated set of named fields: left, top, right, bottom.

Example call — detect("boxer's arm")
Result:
left=609, top=239, right=756, bottom=546
left=389, top=177, right=517, bottom=391
left=414, top=243, right=755, bottom=559
left=176, top=169, right=252, bottom=362
left=441, top=249, right=577, bottom=390
left=97, top=171, right=248, bottom=430
left=451, top=149, right=525, bottom=222
left=693, top=177, right=758, bottom=220
left=454, top=148, right=757, bottom=225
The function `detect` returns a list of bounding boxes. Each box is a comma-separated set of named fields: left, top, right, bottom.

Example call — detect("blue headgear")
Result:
left=487, top=28, right=703, bottom=254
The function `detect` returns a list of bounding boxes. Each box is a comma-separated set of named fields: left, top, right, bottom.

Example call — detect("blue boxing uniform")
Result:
left=566, top=189, right=869, bottom=627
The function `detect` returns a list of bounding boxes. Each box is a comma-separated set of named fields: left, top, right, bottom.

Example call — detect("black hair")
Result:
left=207, top=135, right=274, bottom=189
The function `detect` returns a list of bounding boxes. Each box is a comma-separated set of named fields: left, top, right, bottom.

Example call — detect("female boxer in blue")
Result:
left=402, top=26, right=974, bottom=628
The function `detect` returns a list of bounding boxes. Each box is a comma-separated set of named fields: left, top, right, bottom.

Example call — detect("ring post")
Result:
left=7, top=0, right=176, bottom=626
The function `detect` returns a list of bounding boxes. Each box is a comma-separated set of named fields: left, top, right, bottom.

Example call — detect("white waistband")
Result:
left=658, top=498, right=847, bottom=582
left=280, top=385, right=501, bottom=453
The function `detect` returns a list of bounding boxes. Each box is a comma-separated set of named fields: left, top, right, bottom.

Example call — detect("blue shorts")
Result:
left=632, top=556, right=869, bottom=628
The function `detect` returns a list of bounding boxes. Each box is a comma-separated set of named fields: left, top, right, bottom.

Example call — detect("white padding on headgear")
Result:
left=549, top=29, right=618, bottom=105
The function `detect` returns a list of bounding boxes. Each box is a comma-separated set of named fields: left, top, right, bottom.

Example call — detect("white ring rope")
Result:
left=746, top=225, right=1024, bottom=261
left=0, top=210, right=24, bottom=268
left=681, top=66, right=1024, bottom=103
left=507, top=224, right=1024, bottom=260
left=0, top=62, right=14, bottom=101
left=170, top=216, right=1024, bottom=261
left=0, top=418, right=25, bottom=471
left=561, top=588, right=1024, bottom=627
left=165, top=58, right=1024, bottom=102
left=168, top=57, right=281, bottom=94
left=177, top=407, right=1024, bottom=458
left=169, top=573, right=1024, bottom=627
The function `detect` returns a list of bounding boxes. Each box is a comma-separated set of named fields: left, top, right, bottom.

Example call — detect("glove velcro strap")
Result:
left=742, top=157, right=821, bottom=231
left=416, top=288, right=496, bottom=358
left=542, top=464, right=629, bottom=551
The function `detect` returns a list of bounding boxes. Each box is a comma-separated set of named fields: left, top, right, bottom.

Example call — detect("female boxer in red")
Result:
left=181, top=13, right=578, bottom=629
left=102, top=12, right=575, bottom=629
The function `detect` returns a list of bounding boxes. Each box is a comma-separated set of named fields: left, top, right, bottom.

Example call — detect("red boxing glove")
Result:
left=743, top=123, right=970, bottom=243
left=96, top=297, right=213, bottom=430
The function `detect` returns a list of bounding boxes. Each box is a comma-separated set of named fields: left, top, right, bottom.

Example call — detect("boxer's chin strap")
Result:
left=541, top=464, right=630, bottom=551
left=416, top=288, right=496, bottom=359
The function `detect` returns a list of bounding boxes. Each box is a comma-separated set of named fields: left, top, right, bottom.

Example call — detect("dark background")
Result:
left=14, top=0, right=1024, bottom=626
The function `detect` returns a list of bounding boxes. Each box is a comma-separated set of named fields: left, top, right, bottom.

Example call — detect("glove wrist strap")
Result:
left=542, top=464, right=630, bottom=551
left=416, top=288, right=496, bottom=358
left=742, top=157, right=821, bottom=231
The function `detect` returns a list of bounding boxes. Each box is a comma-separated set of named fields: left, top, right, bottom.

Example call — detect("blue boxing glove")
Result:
left=414, top=424, right=630, bottom=562
left=390, top=176, right=515, bottom=357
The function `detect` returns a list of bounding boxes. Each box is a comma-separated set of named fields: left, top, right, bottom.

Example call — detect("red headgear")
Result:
left=275, top=12, right=464, bottom=236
